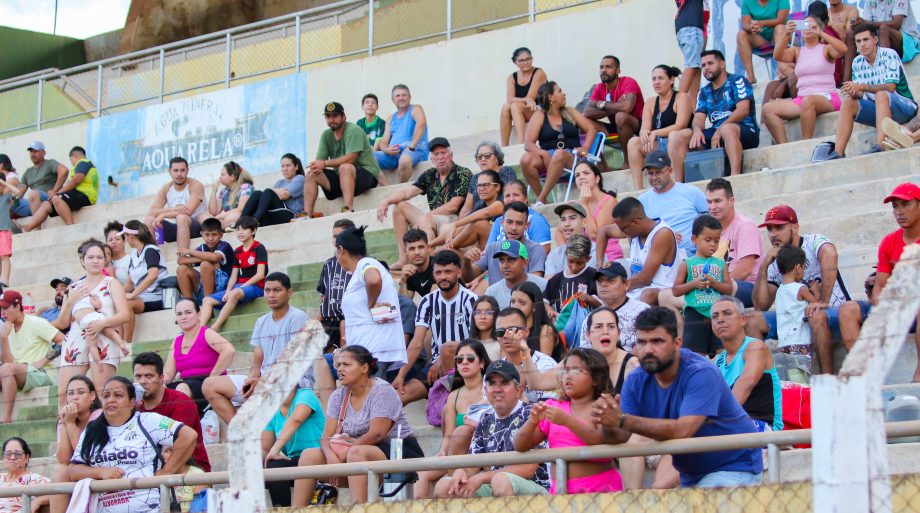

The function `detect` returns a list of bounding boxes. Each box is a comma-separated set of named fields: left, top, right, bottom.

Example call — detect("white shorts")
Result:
left=59, top=312, right=120, bottom=368
left=228, top=374, right=247, bottom=407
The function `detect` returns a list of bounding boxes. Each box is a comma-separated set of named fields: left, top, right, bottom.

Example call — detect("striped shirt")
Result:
left=317, top=257, right=352, bottom=319
left=415, top=286, right=478, bottom=360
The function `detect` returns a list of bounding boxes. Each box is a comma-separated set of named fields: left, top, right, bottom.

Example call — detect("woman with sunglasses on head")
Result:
left=414, top=340, right=491, bottom=498
left=427, top=169, right=505, bottom=251
left=510, top=282, right=561, bottom=360
left=0, top=437, right=50, bottom=512
left=500, top=48, right=548, bottom=146
left=208, top=161, right=254, bottom=230
left=469, top=296, right=501, bottom=361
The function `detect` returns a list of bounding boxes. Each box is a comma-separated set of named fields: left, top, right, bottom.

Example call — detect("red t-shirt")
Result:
left=235, top=240, right=269, bottom=288
left=590, top=76, right=645, bottom=120
left=139, top=387, right=212, bottom=472
left=877, top=228, right=920, bottom=275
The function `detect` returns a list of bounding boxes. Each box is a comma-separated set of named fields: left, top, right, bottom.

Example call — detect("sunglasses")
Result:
left=495, top=326, right=525, bottom=338
left=454, top=355, right=477, bottom=364
left=474, top=152, right=496, bottom=161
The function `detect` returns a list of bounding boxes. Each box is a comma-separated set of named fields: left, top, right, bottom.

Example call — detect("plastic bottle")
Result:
left=22, top=293, right=35, bottom=315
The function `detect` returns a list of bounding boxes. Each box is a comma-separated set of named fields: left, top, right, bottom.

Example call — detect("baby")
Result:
left=72, top=285, right=130, bottom=357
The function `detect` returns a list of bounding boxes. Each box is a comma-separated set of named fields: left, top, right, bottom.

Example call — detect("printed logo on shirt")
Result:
left=92, top=448, right=140, bottom=464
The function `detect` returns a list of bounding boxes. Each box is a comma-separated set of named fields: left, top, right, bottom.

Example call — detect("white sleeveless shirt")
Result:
left=165, top=182, right=207, bottom=219
left=627, top=220, right=686, bottom=299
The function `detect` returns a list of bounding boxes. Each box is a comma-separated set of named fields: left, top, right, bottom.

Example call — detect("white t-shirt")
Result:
left=113, top=254, right=131, bottom=285
left=71, top=412, right=183, bottom=513
left=766, top=233, right=850, bottom=308
left=506, top=351, right=557, bottom=402
left=341, top=257, right=407, bottom=365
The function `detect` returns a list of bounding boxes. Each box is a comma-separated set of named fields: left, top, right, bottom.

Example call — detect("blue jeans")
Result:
left=695, top=471, right=763, bottom=488
left=11, top=190, right=48, bottom=217
left=855, top=92, right=918, bottom=126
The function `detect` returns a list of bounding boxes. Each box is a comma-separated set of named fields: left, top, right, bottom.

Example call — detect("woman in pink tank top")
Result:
left=164, top=298, right=236, bottom=413
left=763, top=16, right=847, bottom=144
left=563, top=161, right=624, bottom=263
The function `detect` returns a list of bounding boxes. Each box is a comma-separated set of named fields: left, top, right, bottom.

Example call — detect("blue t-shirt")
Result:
left=696, top=73, right=759, bottom=136
left=638, top=184, right=708, bottom=256
left=488, top=208, right=552, bottom=247
left=193, top=240, right=236, bottom=277
left=620, top=348, right=763, bottom=486
left=264, top=388, right=326, bottom=458
left=39, top=306, right=61, bottom=324
left=273, top=175, right=306, bottom=214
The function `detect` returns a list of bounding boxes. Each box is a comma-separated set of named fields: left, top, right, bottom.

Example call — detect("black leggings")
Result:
left=242, top=189, right=296, bottom=226
left=265, top=458, right=299, bottom=506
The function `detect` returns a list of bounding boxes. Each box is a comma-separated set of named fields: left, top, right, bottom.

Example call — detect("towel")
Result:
left=65, top=478, right=98, bottom=513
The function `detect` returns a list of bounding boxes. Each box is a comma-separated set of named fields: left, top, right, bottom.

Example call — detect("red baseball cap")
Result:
left=0, top=290, right=22, bottom=308
left=883, top=182, right=920, bottom=203
left=758, top=205, right=799, bottom=228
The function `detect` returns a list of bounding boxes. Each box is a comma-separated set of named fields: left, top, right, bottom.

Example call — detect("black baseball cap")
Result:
left=50, top=277, right=72, bottom=289
left=594, top=262, right=628, bottom=281
left=323, top=102, right=345, bottom=116
left=484, top=360, right=520, bottom=382
left=553, top=202, right=587, bottom=218
left=644, top=149, right=671, bottom=170
left=429, top=137, right=450, bottom=150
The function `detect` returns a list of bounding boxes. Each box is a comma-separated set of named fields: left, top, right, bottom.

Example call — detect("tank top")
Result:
left=173, top=326, right=222, bottom=378
left=775, top=282, right=812, bottom=346
left=613, top=352, right=636, bottom=395
left=591, top=195, right=625, bottom=260
left=165, top=183, right=207, bottom=218
left=537, top=111, right=580, bottom=151
left=512, top=68, right=541, bottom=98
left=71, top=276, right=116, bottom=318
left=628, top=220, right=685, bottom=290
left=653, top=93, right=679, bottom=130
left=715, top=337, right=783, bottom=431
left=388, top=105, right=429, bottom=152
left=795, top=42, right=836, bottom=97
left=453, top=390, right=465, bottom=427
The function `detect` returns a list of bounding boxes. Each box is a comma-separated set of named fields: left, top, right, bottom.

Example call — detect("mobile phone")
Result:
left=794, top=20, right=811, bottom=31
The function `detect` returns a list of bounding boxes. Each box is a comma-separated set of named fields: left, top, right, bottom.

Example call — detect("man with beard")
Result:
left=305, top=102, right=381, bottom=216
left=463, top=202, right=547, bottom=292
left=583, top=55, right=644, bottom=168
left=143, top=156, right=208, bottom=251
left=399, top=229, right=435, bottom=299
left=746, top=205, right=849, bottom=375
left=591, top=307, right=763, bottom=488
left=393, top=251, right=478, bottom=405
left=670, top=50, right=759, bottom=180
left=38, top=277, right=71, bottom=325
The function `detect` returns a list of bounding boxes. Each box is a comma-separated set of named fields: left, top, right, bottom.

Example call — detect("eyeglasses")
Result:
left=558, top=368, right=588, bottom=379
left=495, top=326, right=525, bottom=338
left=474, top=309, right=495, bottom=317
left=454, top=355, right=477, bottom=364
left=474, top=153, right=496, bottom=161
left=590, top=323, right=619, bottom=333
left=3, top=451, right=25, bottom=459
left=476, top=182, right=499, bottom=189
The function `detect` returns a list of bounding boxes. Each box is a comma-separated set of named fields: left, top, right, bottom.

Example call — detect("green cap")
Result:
left=493, top=239, right=528, bottom=260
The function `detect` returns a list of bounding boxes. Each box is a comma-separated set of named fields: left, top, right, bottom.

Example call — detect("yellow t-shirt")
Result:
left=71, top=158, right=99, bottom=205
left=174, top=465, right=205, bottom=512
left=8, top=315, right=57, bottom=366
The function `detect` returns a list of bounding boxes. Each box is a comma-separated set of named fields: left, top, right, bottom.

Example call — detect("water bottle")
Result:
left=22, top=293, right=35, bottom=315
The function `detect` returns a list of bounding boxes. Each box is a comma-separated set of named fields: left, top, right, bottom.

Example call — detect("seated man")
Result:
left=374, top=84, right=429, bottom=182
left=434, top=360, right=550, bottom=498
left=711, top=297, right=783, bottom=432
left=542, top=234, right=599, bottom=315
left=13, top=141, right=67, bottom=220
left=844, top=0, right=920, bottom=81
left=611, top=197, right=686, bottom=306
left=545, top=203, right=597, bottom=278
left=0, top=290, right=64, bottom=423
left=487, top=179, right=552, bottom=253
left=582, top=55, right=644, bottom=168
left=356, top=93, right=387, bottom=150
left=705, top=178, right=763, bottom=307
left=377, top=137, right=471, bottom=269
left=577, top=263, right=650, bottom=351
left=830, top=24, right=918, bottom=158
left=203, top=272, right=308, bottom=423
left=500, top=307, right=557, bottom=403
left=592, top=307, right=763, bottom=488
left=176, top=217, right=235, bottom=301
left=144, top=156, right=208, bottom=251
left=736, top=0, right=790, bottom=85
left=393, top=251, right=478, bottom=404
left=483, top=240, right=548, bottom=308
left=398, top=229, right=435, bottom=300
left=305, top=102, right=382, bottom=216
left=670, top=50, right=760, bottom=180
left=20, top=146, right=98, bottom=232
left=38, top=277, right=71, bottom=325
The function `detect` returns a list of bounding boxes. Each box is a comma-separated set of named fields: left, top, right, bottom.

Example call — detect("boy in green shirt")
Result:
left=356, top=93, right=387, bottom=150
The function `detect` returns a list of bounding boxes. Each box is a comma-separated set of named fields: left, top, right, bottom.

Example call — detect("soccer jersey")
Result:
left=766, top=233, right=850, bottom=307
left=543, top=267, right=597, bottom=312
left=683, top=255, right=727, bottom=318
left=317, top=256, right=351, bottom=319
left=193, top=240, right=235, bottom=276
left=234, top=240, right=269, bottom=288
left=415, top=286, right=478, bottom=360
left=357, top=115, right=387, bottom=146
left=851, top=47, right=914, bottom=100
left=696, top=73, right=759, bottom=135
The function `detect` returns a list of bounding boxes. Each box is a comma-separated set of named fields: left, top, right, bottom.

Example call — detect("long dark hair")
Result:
left=558, top=348, right=614, bottom=401
left=281, top=153, right=305, bottom=176
left=470, top=296, right=500, bottom=340
left=653, top=64, right=682, bottom=91
left=79, top=376, right=136, bottom=464
left=68, top=375, right=102, bottom=412
left=585, top=306, right=622, bottom=350
left=124, top=219, right=155, bottom=246
left=451, top=339, right=491, bottom=391
left=0, top=154, right=14, bottom=175
left=511, top=282, right=560, bottom=358
left=574, top=160, right=616, bottom=198
left=339, top=345, right=378, bottom=377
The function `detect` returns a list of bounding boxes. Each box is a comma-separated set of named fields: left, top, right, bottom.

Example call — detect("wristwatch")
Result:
left=408, top=146, right=417, bottom=151
left=596, top=100, right=607, bottom=110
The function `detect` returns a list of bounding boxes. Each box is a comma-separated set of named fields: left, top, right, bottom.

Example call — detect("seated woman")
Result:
left=427, top=170, right=504, bottom=250
left=463, top=142, right=517, bottom=214
left=51, top=375, right=102, bottom=513
left=566, top=161, right=623, bottom=263
left=241, top=153, right=305, bottom=226
left=208, top=161, right=254, bottom=229
left=469, top=296, right=501, bottom=361
left=626, top=65, right=693, bottom=186
left=164, top=298, right=236, bottom=415
left=511, top=282, right=561, bottom=359
left=514, top=347, right=623, bottom=494
left=121, top=220, right=169, bottom=342
left=262, top=385, right=326, bottom=507
left=414, top=339, right=490, bottom=498
left=763, top=18, right=847, bottom=144
left=293, top=346, right=423, bottom=506
left=0, top=437, right=50, bottom=512
left=500, top=47, right=547, bottom=146
left=520, top=81, right=596, bottom=206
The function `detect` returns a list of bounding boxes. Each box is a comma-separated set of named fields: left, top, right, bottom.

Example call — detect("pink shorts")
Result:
left=792, top=92, right=842, bottom=111
left=0, top=231, right=10, bottom=257
left=549, top=467, right=623, bottom=495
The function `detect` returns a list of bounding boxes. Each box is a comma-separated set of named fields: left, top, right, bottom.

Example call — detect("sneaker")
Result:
left=862, top=143, right=884, bottom=155
left=881, top=117, right=915, bottom=149
left=532, top=200, right=545, bottom=208
left=825, top=151, right=842, bottom=160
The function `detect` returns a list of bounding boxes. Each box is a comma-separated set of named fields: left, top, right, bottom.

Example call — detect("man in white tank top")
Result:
left=611, top=197, right=686, bottom=306
left=143, top=157, right=207, bottom=251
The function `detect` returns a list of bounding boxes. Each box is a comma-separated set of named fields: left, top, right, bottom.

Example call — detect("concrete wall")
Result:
left=0, top=123, right=87, bottom=172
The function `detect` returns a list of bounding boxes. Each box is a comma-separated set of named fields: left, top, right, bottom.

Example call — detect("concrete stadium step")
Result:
left=743, top=127, right=878, bottom=173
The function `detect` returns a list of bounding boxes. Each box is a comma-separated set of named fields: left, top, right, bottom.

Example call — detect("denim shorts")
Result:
left=695, top=470, right=762, bottom=488
left=11, top=190, right=49, bottom=217
left=208, top=283, right=263, bottom=306
left=855, top=91, right=918, bottom=126
left=374, top=146, right=428, bottom=170
left=764, top=305, right=844, bottom=340
left=677, top=27, right=704, bottom=69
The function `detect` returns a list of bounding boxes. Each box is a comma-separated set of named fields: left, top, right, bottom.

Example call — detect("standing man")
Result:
left=705, top=178, right=763, bottom=306
left=399, top=229, right=435, bottom=299
left=143, top=156, right=208, bottom=251
left=317, top=219, right=355, bottom=351
left=484, top=241, right=548, bottom=308
left=357, top=93, right=387, bottom=150
left=670, top=50, right=760, bottom=180
left=592, top=307, right=763, bottom=488
left=583, top=55, right=645, bottom=168
left=374, top=84, right=429, bottom=182
left=305, top=102, right=382, bottom=216
left=13, top=141, right=68, bottom=219
left=675, top=0, right=705, bottom=103
left=20, top=146, right=98, bottom=231
left=377, top=137, right=471, bottom=269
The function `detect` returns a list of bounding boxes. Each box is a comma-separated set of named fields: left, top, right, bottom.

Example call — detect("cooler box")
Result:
left=684, top=148, right=728, bottom=183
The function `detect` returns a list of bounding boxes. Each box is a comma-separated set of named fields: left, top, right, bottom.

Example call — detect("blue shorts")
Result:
left=854, top=301, right=917, bottom=333
left=676, top=26, right=704, bottom=69
left=765, top=305, right=844, bottom=340
left=374, top=146, right=428, bottom=170
left=702, top=125, right=759, bottom=150
left=196, top=268, right=230, bottom=303
left=208, top=283, right=263, bottom=306
left=734, top=279, right=755, bottom=308
left=11, top=191, right=49, bottom=217
left=855, top=92, right=918, bottom=126
left=694, top=470, right=762, bottom=488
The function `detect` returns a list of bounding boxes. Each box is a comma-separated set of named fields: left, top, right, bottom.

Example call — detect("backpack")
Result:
left=811, top=141, right=836, bottom=163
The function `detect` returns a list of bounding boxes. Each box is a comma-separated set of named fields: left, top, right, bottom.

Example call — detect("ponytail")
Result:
left=79, top=376, right=136, bottom=463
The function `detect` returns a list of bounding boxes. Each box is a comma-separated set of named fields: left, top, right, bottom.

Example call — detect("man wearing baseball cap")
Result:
left=12, top=141, right=68, bottom=218
left=37, top=277, right=72, bottom=325
left=373, top=84, right=429, bottom=182
left=838, top=182, right=920, bottom=380
left=0, top=290, right=65, bottom=423
left=434, top=353, right=550, bottom=498
left=305, top=101, right=382, bottom=217
left=20, top=146, right=98, bottom=232
left=747, top=204, right=850, bottom=375
left=545, top=202, right=597, bottom=278
left=484, top=239, right=548, bottom=308
left=577, top=262, right=650, bottom=351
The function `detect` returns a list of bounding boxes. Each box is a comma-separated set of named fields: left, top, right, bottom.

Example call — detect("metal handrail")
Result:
left=2, top=420, right=919, bottom=502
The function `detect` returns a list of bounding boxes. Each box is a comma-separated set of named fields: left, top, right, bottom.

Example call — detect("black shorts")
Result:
left=163, top=218, right=202, bottom=243
left=142, top=300, right=165, bottom=313
left=682, top=308, right=723, bottom=356
left=167, top=376, right=209, bottom=415
left=376, top=436, right=424, bottom=460
left=702, top=125, right=759, bottom=150
left=321, top=167, right=378, bottom=200
left=50, top=190, right=92, bottom=216
left=320, top=317, right=342, bottom=351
